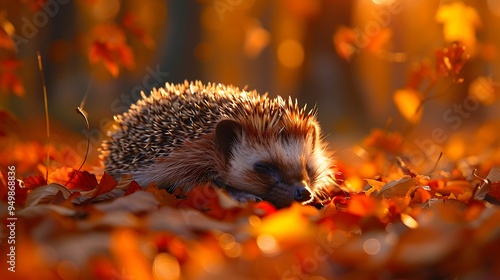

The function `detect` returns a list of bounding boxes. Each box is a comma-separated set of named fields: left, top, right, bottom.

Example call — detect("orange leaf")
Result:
left=0, top=16, right=15, bottom=51
left=87, top=24, right=135, bottom=77
left=376, top=176, right=425, bottom=199
left=393, top=88, right=424, bottom=123
left=333, top=26, right=357, bottom=61
left=435, top=2, right=480, bottom=54
left=0, top=58, right=25, bottom=96
left=145, top=182, right=178, bottom=206
left=347, top=193, right=377, bottom=217
left=49, top=167, right=98, bottom=191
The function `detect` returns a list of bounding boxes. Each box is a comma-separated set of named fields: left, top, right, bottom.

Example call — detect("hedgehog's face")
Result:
left=215, top=119, right=332, bottom=209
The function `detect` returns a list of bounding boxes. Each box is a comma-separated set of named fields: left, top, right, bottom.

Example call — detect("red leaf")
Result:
left=0, top=58, right=25, bottom=96
left=92, top=173, right=118, bottom=198
left=49, top=167, right=98, bottom=191
left=22, top=175, right=47, bottom=189
left=435, top=43, right=469, bottom=81
left=124, top=180, right=143, bottom=196
left=488, top=182, right=500, bottom=201
left=122, top=13, right=155, bottom=48
left=87, top=24, right=135, bottom=77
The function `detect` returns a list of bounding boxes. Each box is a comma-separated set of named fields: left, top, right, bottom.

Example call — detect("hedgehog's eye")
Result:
left=253, top=162, right=278, bottom=177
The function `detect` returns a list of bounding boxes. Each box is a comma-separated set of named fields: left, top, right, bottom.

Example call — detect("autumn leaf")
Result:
left=124, top=180, right=143, bottom=195
left=0, top=58, right=25, bottom=96
left=48, top=167, right=98, bottom=191
left=93, top=191, right=159, bottom=213
left=405, top=59, right=436, bottom=90
left=375, top=175, right=428, bottom=199
left=0, top=15, right=15, bottom=51
left=435, top=2, right=480, bottom=55
left=364, top=28, right=392, bottom=54
left=87, top=24, right=135, bottom=77
left=145, top=182, right=178, bottom=206
left=22, top=174, right=47, bottom=189
left=92, top=173, right=118, bottom=198
left=24, top=183, right=72, bottom=207
left=347, top=193, right=377, bottom=217
left=474, top=166, right=500, bottom=202
left=174, top=184, right=252, bottom=221
left=333, top=26, right=357, bottom=61
left=122, top=12, right=155, bottom=49
left=393, top=88, right=424, bottom=123
left=435, top=43, right=469, bottom=82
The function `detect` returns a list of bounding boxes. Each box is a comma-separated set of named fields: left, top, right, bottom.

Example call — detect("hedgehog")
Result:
left=100, top=80, right=337, bottom=209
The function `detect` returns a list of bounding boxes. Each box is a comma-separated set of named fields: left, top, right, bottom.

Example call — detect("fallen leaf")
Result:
left=124, top=180, right=143, bottom=195
left=377, top=176, right=426, bottom=199
left=93, top=191, right=158, bottom=213
left=92, top=173, right=118, bottom=198
left=49, top=167, right=98, bottom=191
left=474, top=166, right=500, bottom=200
left=22, top=174, right=47, bottom=189
left=24, top=183, right=72, bottom=207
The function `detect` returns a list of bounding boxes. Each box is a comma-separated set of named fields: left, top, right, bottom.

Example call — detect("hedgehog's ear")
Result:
left=215, top=119, right=242, bottom=160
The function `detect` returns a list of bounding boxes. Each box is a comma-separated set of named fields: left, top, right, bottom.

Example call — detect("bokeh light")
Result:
left=277, top=39, right=304, bottom=69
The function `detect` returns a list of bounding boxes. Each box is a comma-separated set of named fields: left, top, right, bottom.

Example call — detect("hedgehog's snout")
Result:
left=294, top=186, right=312, bottom=202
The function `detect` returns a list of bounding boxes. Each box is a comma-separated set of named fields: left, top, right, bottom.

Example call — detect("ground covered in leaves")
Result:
left=1, top=125, right=500, bottom=280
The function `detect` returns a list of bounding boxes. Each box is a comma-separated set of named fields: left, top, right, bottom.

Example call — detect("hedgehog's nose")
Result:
left=294, top=186, right=311, bottom=202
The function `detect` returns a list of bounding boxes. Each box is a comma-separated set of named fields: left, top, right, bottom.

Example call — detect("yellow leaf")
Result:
left=365, top=179, right=386, bottom=196
left=435, top=2, right=481, bottom=55
left=393, top=88, right=424, bottom=123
